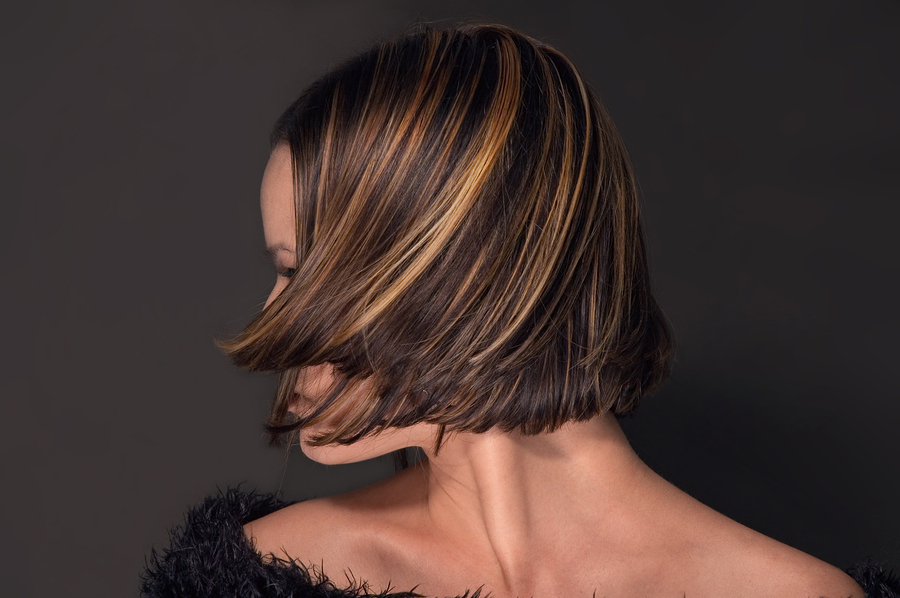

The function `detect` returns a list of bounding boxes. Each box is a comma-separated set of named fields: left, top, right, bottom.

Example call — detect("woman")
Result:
left=142, top=24, right=895, bottom=597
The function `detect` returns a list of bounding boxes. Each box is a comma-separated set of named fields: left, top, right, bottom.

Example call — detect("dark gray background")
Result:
left=1, top=1, right=897, bottom=596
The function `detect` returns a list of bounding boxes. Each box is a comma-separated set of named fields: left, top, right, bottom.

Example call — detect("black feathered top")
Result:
left=141, top=488, right=899, bottom=598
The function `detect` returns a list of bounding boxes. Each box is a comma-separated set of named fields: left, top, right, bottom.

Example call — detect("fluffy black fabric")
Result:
left=141, top=488, right=899, bottom=598
left=848, top=561, right=900, bottom=598
left=140, top=488, right=440, bottom=598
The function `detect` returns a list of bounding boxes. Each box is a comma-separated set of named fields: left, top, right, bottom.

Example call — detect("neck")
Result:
left=414, top=413, right=656, bottom=591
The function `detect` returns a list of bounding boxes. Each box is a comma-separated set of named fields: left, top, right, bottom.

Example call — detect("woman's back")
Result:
left=244, top=416, right=862, bottom=598
left=142, top=23, right=890, bottom=598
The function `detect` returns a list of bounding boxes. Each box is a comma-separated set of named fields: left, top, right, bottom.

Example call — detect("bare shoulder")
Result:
left=635, top=470, right=862, bottom=598
left=243, top=495, right=348, bottom=564
left=680, top=498, right=863, bottom=598
left=765, top=549, right=862, bottom=598
left=242, top=468, right=426, bottom=572
left=742, top=532, right=862, bottom=598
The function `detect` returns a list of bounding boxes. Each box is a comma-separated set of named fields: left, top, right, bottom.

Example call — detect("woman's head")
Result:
left=222, top=24, right=673, bottom=458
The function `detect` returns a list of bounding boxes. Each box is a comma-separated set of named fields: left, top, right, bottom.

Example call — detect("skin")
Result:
left=247, top=144, right=863, bottom=598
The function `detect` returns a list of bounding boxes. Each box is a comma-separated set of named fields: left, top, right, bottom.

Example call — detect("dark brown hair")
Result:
left=221, top=24, right=673, bottom=448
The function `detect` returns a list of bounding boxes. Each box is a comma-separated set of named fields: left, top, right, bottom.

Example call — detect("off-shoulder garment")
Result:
left=141, top=488, right=899, bottom=598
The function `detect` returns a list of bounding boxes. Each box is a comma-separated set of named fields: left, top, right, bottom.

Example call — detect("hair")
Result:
left=220, top=24, right=673, bottom=450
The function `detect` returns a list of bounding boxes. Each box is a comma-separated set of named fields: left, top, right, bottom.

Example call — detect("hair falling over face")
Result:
left=219, top=24, right=673, bottom=451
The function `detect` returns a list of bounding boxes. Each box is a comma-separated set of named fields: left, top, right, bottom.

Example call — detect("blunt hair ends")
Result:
left=220, top=24, right=674, bottom=448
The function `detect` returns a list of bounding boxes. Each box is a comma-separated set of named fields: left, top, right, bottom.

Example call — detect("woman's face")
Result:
left=259, top=143, right=437, bottom=464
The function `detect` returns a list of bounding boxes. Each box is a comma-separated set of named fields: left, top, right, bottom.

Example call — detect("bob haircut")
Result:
left=222, top=24, right=673, bottom=449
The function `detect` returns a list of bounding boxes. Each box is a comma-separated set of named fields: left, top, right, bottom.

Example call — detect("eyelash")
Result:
left=262, top=250, right=297, bottom=279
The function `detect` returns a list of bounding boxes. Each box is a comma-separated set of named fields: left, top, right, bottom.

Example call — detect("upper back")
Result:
left=242, top=469, right=863, bottom=598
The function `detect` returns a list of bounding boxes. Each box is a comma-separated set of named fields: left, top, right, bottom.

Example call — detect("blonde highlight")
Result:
left=219, top=24, right=673, bottom=448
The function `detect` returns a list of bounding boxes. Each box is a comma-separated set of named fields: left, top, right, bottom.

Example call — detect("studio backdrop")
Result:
left=1, top=1, right=897, bottom=597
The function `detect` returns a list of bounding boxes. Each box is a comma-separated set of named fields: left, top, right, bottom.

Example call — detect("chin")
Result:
left=296, top=425, right=433, bottom=465
left=296, top=431, right=397, bottom=465
left=298, top=440, right=379, bottom=465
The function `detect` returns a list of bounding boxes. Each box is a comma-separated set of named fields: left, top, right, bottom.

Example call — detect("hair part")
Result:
left=219, top=24, right=673, bottom=449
